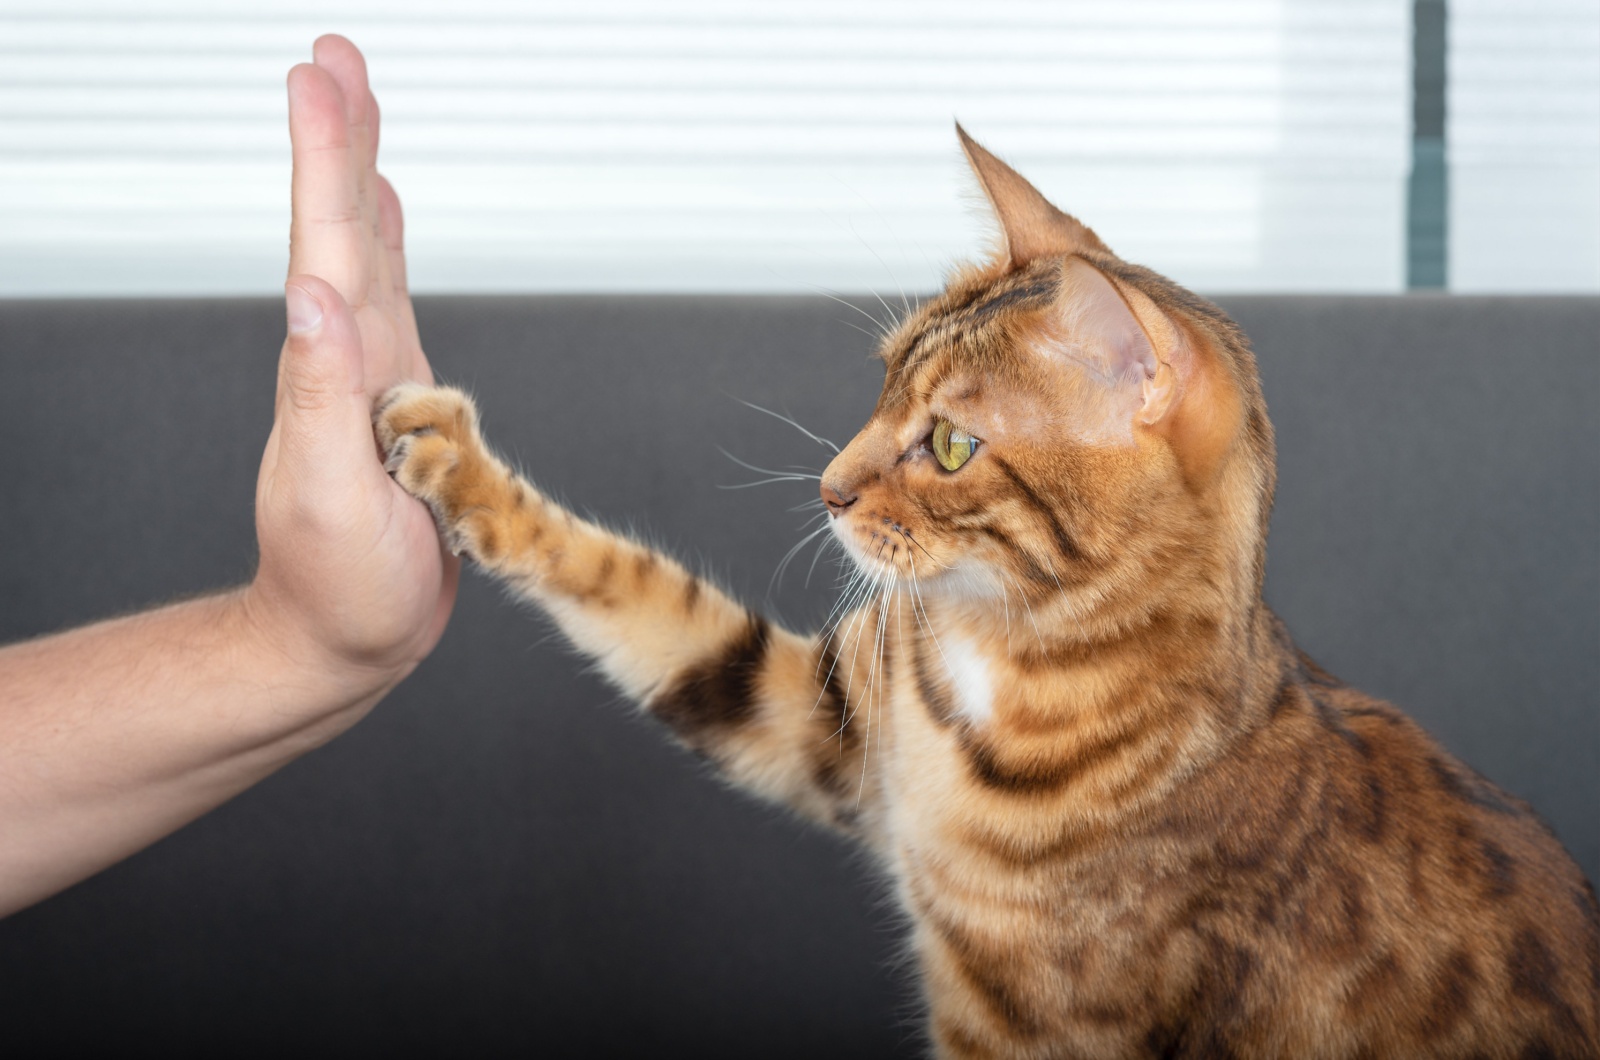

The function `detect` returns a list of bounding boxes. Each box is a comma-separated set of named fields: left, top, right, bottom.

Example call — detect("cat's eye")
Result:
left=931, top=419, right=978, bottom=472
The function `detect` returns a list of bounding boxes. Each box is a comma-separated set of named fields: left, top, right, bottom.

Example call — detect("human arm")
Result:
left=0, top=586, right=407, bottom=918
left=0, top=36, right=457, bottom=918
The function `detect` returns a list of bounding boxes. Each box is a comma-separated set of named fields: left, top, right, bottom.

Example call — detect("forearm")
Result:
left=0, top=588, right=390, bottom=917
left=520, top=506, right=875, bottom=828
left=377, top=384, right=881, bottom=828
left=529, top=508, right=888, bottom=830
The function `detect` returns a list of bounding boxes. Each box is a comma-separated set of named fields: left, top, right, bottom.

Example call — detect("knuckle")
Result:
left=283, top=362, right=339, bottom=412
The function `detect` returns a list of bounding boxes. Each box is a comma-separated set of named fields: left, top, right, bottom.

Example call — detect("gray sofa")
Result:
left=0, top=294, right=1594, bottom=1056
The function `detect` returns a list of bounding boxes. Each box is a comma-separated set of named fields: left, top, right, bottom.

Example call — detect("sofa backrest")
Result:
left=0, top=294, right=1594, bottom=1056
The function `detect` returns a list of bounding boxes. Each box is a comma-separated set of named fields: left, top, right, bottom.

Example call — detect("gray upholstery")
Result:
left=0, top=294, right=1594, bottom=1056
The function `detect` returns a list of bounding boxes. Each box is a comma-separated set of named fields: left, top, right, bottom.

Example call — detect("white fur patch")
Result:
left=943, top=634, right=994, bottom=724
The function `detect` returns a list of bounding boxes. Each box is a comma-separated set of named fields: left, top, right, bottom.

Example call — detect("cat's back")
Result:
left=1136, top=654, right=1600, bottom=1057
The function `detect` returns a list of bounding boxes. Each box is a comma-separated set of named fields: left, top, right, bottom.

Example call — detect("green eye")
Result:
left=932, top=419, right=977, bottom=472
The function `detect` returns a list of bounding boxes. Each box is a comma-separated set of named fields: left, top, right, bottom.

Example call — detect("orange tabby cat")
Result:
left=375, top=129, right=1599, bottom=1058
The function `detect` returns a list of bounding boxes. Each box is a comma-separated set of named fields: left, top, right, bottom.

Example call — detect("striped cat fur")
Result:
left=375, top=129, right=1599, bottom=1058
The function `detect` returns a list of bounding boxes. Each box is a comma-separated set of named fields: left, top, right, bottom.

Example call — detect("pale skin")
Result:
left=0, top=36, right=457, bottom=919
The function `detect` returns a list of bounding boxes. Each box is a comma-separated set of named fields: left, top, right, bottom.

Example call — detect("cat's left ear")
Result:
left=957, top=123, right=1110, bottom=267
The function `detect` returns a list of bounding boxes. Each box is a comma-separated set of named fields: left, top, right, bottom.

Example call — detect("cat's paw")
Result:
left=374, top=383, right=493, bottom=557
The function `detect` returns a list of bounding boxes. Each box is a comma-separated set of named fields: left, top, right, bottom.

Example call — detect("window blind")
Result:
left=1, top=0, right=1410, bottom=296
left=1447, top=0, right=1600, bottom=292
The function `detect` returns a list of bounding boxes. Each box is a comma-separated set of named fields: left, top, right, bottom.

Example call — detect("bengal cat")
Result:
left=374, top=128, right=1599, bottom=1058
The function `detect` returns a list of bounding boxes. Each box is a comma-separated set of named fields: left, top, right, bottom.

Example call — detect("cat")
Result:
left=374, top=127, right=1599, bottom=1058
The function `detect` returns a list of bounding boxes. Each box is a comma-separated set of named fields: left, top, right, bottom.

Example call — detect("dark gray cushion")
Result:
left=0, top=294, right=1594, bottom=1056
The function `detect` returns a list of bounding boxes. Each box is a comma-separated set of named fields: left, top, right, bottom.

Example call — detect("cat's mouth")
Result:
left=828, top=511, right=950, bottom=588
left=831, top=513, right=1028, bottom=605
left=829, top=512, right=906, bottom=579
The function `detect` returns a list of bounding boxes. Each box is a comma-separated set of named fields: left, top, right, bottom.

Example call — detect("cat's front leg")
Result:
left=374, top=383, right=885, bottom=834
left=373, top=382, right=532, bottom=566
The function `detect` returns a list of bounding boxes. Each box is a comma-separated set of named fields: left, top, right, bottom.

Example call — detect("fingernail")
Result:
left=285, top=284, right=323, bottom=335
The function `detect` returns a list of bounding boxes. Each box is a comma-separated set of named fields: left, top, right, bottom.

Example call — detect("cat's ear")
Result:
left=1053, top=257, right=1159, bottom=395
left=1053, top=257, right=1244, bottom=486
left=957, top=123, right=1110, bottom=267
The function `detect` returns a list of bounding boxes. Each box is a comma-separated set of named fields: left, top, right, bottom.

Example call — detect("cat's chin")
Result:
left=913, top=561, right=1019, bottom=604
left=832, top=537, right=1006, bottom=605
left=829, top=521, right=924, bottom=589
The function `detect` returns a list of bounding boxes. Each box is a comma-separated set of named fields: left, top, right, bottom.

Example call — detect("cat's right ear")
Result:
left=957, top=124, right=1110, bottom=268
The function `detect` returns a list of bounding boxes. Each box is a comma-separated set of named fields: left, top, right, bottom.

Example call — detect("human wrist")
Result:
left=229, top=581, right=408, bottom=717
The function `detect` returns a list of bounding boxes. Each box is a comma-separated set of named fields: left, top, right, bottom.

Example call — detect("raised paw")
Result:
left=374, top=383, right=495, bottom=557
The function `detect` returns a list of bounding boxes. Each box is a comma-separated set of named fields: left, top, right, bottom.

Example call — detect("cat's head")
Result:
left=822, top=127, right=1275, bottom=632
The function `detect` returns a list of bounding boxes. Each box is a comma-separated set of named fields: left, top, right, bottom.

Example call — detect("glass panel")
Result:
left=0, top=0, right=1410, bottom=295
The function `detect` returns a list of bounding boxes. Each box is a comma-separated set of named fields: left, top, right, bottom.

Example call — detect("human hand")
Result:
left=243, top=35, right=458, bottom=702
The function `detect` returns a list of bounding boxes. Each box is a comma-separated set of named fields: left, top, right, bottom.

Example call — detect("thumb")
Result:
left=280, top=275, right=365, bottom=419
left=276, top=276, right=381, bottom=494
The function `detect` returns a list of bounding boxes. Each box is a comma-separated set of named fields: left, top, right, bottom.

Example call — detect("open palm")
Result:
left=250, top=35, right=457, bottom=686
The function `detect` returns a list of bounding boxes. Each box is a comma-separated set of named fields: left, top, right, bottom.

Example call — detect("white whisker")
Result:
left=770, top=522, right=832, bottom=596
left=809, top=573, right=860, bottom=718
left=906, top=546, right=954, bottom=681
left=720, top=476, right=819, bottom=490
left=833, top=176, right=915, bottom=325
left=998, top=574, right=1013, bottom=648
left=854, top=571, right=896, bottom=807
left=805, top=528, right=839, bottom=587
left=1011, top=572, right=1048, bottom=653
left=731, top=397, right=841, bottom=454
left=716, top=447, right=823, bottom=483
left=833, top=317, right=889, bottom=344
left=796, top=283, right=895, bottom=341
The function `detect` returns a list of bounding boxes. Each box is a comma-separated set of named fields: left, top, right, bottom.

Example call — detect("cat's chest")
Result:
left=934, top=633, right=995, bottom=723
left=880, top=630, right=1113, bottom=852
left=881, top=630, right=1021, bottom=824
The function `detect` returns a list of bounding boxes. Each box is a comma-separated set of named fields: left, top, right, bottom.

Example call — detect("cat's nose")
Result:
left=821, top=482, right=858, bottom=516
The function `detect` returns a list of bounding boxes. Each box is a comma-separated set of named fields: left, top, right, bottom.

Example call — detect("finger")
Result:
left=277, top=276, right=388, bottom=499
left=287, top=63, right=365, bottom=296
left=369, top=89, right=381, bottom=166
left=312, top=37, right=380, bottom=261
left=368, top=89, right=389, bottom=298
left=375, top=175, right=427, bottom=375
left=375, top=176, right=414, bottom=319
left=375, top=173, right=405, bottom=283
left=313, top=35, right=372, bottom=146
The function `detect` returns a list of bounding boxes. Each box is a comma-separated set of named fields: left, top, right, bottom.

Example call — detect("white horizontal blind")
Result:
left=1, top=0, right=1408, bottom=296
left=1448, top=0, right=1600, bottom=292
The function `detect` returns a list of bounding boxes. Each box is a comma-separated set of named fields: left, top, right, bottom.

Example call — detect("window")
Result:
left=1447, top=0, right=1599, bottom=291
left=4, top=1, right=1591, bottom=295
